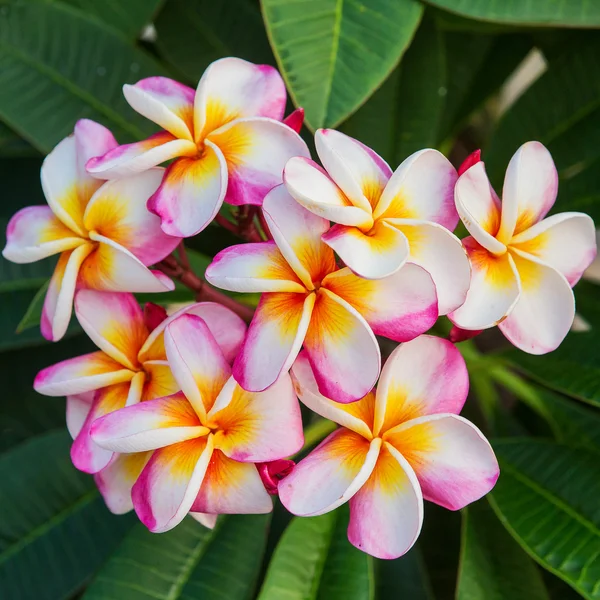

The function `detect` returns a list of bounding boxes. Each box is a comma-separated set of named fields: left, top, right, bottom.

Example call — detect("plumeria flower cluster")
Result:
left=3, top=57, right=596, bottom=559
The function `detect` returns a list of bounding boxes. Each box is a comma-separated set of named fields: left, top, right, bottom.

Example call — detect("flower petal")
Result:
left=147, top=142, right=227, bottom=237
left=71, top=381, right=131, bottom=474
left=499, top=249, right=575, bottom=354
left=389, top=220, right=471, bottom=315
left=83, top=169, right=181, bottom=265
left=303, top=288, right=380, bottom=403
left=448, top=237, right=521, bottom=330
left=75, top=290, right=148, bottom=371
left=207, top=373, right=303, bottom=461
left=79, top=234, right=174, bottom=293
left=41, top=243, right=95, bottom=341
left=498, top=141, right=558, bottom=243
left=322, top=264, right=438, bottom=343
left=86, top=132, right=196, bottom=178
left=511, top=212, right=597, bottom=286
left=284, top=157, right=373, bottom=228
left=132, top=435, right=214, bottom=532
left=384, top=414, right=498, bottom=510
left=322, top=221, right=409, bottom=280
left=194, top=57, right=286, bottom=142
left=191, top=450, right=272, bottom=514
left=138, top=302, right=247, bottom=365
left=208, top=117, right=309, bottom=206
left=66, top=392, right=94, bottom=439
left=141, top=360, right=179, bottom=401
left=95, top=451, right=152, bottom=515
left=374, top=335, right=469, bottom=436
left=315, top=129, right=389, bottom=213
left=454, top=161, right=504, bottom=254
left=206, top=242, right=305, bottom=293
left=190, top=512, right=218, bottom=529
left=348, top=442, right=423, bottom=559
left=123, top=77, right=195, bottom=141
left=374, top=149, right=458, bottom=230
left=262, top=184, right=336, bottom=289
left=233, top=292, right=315, bottom=392
left=291, top=352, right=374, bottom=439
left=34, top=351, right=134, bottom=396
left=91, top=391, right=207, bottom=453
left=279, top=429, right=380, bottom=516
left=3, top=206, right=84, bottom=263
left=165, top=314, right=231, bottom=419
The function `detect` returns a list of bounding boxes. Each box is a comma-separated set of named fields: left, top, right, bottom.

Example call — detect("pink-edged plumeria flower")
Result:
left=90, top=312, right=304, bottom=533
left=205, top=184, right=439, bottom=404
left=283, top=129, right=471, bottom=315
left=86, top=57, right=310, bottom=238
left=2, top=119, right=179, bottom=341
left=35, top=290, right=246, bottom=514
left=280, top=335, right=499, bottom=559
left=449, top=143, right=597, bottom=354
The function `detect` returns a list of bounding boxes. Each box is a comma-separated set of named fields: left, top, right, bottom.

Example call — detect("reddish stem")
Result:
left=214, top=213, right=238, bottom=234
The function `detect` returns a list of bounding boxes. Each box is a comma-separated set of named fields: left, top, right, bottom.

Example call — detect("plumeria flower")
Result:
left=280, top=335, right=499, bottom=559
left=86, top=57, right=310, bottom=238
left=2, top=120, right=179, bottom=341
left=90, top=312, right=304, bottom=533
left=449, top=143, right=597, bottom=354
left=35, top=290, right=246, bottom=514
left=284, top=129, right=471, bottom=315
left=205, top=185, right=439, bottom=403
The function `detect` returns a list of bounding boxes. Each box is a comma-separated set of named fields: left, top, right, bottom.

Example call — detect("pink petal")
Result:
left=207, top=373, right=303, bottom=461
left=3, top=206, right=84, bottom=263
left=194, top=57, right=286, bottom=141
left=374, top=335, right=469, bottom=436
left=191, top=450, right=272, bottom=514
left=66, top=392, right=95, bottom=439
left=233, top=291, right=315, bottom=392
left=74, top=119, right=118, bottom=179
left=375, top=149, right=458, bottom=230
left=498, top=141, right=558, bottom=243
left=457, top=149, right=481, bottom=176
left=208, top=117, right=309, bottom=206
left=499, top=249, right=575, bottom=354
left=385, top=414, right=498, bottom=511
left=282, top=107, right=304, bottom=133
left=279, top=429, right=380, bottom=516
left=448, top=237, right=521, bottom=331
left=190, top=512, right=218, bottom=529
left=322, top=264, right=438, bottom=343
left=303, top=289, right=380, bottom=403
left=348, top=442, right=423, bottom=559
left=143, top=303, right=168, bottom=332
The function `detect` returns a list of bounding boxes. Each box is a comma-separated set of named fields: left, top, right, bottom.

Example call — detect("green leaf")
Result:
left=84, top=514, right=270, bottom=600
left=457, top=500, right=549, bottom=600
left=16, top=281, right=48, bottom=333
left=559, top=161, right=600, bottom=223
left=489, top=439, right=600, bottom=599
left=0, top=430, right=134, bottom=599
left=155, top=0, right=273, bottom=84
left=0, top=1, right=166, bottom=153
left=258, top=506, right=373, bottom=600
left=374, top=545, right=435, bottom=599
left=0, top=121, right=37, bottom=156
left=340, top=17, right=446, bottom=164
left=261, top=0, right=423, bottom=130
left=422, top=0, right=600, bottom=27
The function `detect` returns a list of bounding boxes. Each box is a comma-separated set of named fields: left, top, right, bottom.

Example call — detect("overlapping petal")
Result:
left=66, top=392, right=94, bottom=439
left=74, top=119, right=118, bottom=181
left=141, top=361, right=179, bottom=401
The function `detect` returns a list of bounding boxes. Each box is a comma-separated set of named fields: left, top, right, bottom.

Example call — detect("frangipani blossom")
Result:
left=35, top=290, right=246, bottom=514
left=280, top=335, right=498, bottom=559
left=205, top=185, right=439, bottom=403
left=2, top=120, right=179, bottom=341
left=87, top=57, right=309, bottom=237
left=449, top=143, right=597, bottom=354
left=91, top=313, right=303, bottom=532
left=284, top=129, right=471, bottom=314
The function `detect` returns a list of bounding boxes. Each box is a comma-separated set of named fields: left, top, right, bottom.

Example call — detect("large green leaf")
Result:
left=457, top=500, right=549, bottom=600
left=258, top=507, right=372, bottom=600
left=422, top=0, right=600, bottom=27
left=340, top=18, right=446, bottom=164
left=84, top=514, right=270, bottom=600
left=490, top=439, right=600, bottom=599
left=0, top=430, right=134, bottom=599
left=0, top=1, right=165, bottom=153
left=261, top=0, right=423, bottom=130
left=155, top=0, right=273, bottom=84
left=375, top=545, right=434, bottom=599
